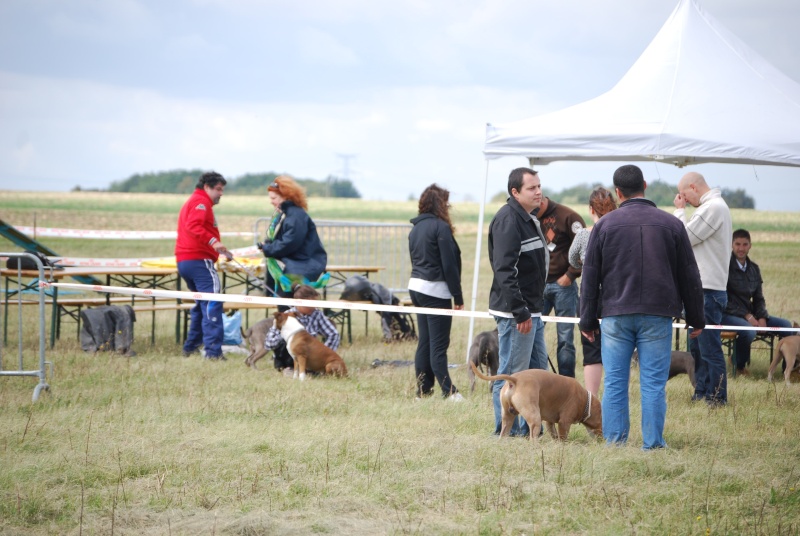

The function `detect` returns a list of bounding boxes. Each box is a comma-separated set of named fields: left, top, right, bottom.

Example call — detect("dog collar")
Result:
left=581, top=391, right=593, bottom=422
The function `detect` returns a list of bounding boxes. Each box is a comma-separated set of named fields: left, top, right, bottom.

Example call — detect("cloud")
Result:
left=296, top=27, right=359, bottom=67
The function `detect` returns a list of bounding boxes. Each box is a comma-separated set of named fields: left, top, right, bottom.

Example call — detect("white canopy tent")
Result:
left=469, top=0, right=800, bottom=352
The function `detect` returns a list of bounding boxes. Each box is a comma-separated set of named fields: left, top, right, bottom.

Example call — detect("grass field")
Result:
left=1, top=190, right=799, bottom=535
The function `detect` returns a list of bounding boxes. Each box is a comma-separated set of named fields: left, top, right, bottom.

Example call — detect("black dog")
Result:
left=467, top=328, right=499, bottom=393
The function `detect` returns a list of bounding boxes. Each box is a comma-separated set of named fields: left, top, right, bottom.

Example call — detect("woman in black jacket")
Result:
left=408, top=184, right=464, bottom=400
left=259, top=175, right=328, bottom=303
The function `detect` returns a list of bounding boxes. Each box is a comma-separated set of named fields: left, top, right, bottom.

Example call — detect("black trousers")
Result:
left=410, top=290, right=456, bottom=397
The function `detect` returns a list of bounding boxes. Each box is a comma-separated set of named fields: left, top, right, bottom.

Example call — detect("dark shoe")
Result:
left=706, top=399, right=727, bottom=409
left=736, top=368, right=751, bottom=377
left=182, top=349, right=200, bottom=358
left=205, top=354, right=227, bottom=361
left=690, top=394, right=704, bottom=402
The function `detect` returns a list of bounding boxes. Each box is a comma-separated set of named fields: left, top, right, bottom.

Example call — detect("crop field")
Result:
left=1, top=190, right=799, bottom=535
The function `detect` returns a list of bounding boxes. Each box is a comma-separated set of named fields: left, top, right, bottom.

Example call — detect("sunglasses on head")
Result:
left=269, top=181, right=280, bottom=190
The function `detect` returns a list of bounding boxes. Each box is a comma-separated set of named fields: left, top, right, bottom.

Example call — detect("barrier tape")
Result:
left=16, top=226, right=251, bottom=240
left=44, top=282, right=799, bottom=333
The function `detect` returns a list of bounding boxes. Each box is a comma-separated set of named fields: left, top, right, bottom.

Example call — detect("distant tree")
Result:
left=721, top=188, right=755, bottom=209
left=108, top=169, right=205, bottom=194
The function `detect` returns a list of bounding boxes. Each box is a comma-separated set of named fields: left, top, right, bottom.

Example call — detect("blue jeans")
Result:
left=178, top=259, right=224, bottom=358
left=601, top=314, right=672, bottom=449
left=542, top=281, right=578, bottom=377
left=492, top=316, right=548, bottom=436
left=720, top=313, right=795, bottom=370
left=690, top=290, right=728, bottom=403
left=410, top=290, right=456, bottom=397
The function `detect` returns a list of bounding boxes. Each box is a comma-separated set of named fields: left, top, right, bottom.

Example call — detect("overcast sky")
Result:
left=1, top=0, right=799, bottom=210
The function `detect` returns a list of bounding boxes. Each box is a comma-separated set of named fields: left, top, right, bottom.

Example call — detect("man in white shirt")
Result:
left=674, top=172, right=732, bottom=406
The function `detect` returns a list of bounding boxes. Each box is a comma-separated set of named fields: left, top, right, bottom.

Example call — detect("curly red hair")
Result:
left=268, top=174, right=308, bottom=211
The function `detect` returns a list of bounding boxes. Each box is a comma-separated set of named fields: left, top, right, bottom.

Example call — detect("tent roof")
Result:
left=483, top=0, right=800, bottom=168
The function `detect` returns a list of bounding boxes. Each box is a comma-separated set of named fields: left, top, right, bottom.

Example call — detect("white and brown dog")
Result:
left=272, top=311, right=348, bottom=380
left=470, top=362, right=602, bottom=442
left=767, top=335, right=800, bottom=386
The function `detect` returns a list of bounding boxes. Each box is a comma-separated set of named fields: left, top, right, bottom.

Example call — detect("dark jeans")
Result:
left=542, top=280, right=578, bottom=377
left=178, top=259, right=224, bottom=358
left=690, top=290, right=728, bottom=403
left=410, top=290, right=457, bottom=397
left=720, top=313, right=795, bottom=369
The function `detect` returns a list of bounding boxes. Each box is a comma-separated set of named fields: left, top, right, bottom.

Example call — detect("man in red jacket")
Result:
left=175, top=172, right=233, bottom=360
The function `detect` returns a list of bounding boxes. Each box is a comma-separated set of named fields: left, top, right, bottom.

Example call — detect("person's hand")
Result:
left=453, top=304, right=464, bottom=311
left=213, top=242, right=233, bottom=260
left=689, top=328, right=703, bottom=339
left=673, top=193, right=686, bottom=209
left=557, top=274, right=571, bottom=287
left=581, top=329, right=596, bottom=343
left=516, top=318, right=532, bottom=334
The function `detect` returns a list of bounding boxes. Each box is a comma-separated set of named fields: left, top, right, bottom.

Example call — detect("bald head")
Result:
left=677, top=172, right=710, bottom=208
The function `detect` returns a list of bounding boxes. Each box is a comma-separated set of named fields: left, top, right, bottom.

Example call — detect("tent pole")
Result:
left=466, top=160, right=492, bottom=363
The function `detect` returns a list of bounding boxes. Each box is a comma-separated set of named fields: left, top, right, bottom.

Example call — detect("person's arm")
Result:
left=437, top=224, right=464, bottom=307
left=564, top=212, right=585, bottom=282
left=490, top=216, right=530, bottom=324
left=578, top=227, right=602, bottom=335
left=183, top=201, right=220, bottom=252
left=310, top=310, right=341, bottom=350
left=263, top=325, right=282, bottom=350
left=261, top=208, right=308, bottom=259
left=751, top=264, right=769, bottom=321
left=568, top=228, right=589, bottom=270
left=678, top=202, right=726, bottom=247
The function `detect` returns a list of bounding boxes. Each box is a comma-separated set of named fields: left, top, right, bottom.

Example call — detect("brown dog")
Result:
left=467, top=328, right=499, bottom=393
left=272, top=311, right=347, bottom=380
left=242, top=318, right=273, bottom=369
left=767, top=335, right=800, bottom=386
left=470, top=362, right=602, bottom=442
left=632, top=349, right=696, bottom=388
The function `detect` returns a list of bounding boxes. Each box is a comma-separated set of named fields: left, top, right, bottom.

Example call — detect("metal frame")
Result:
left=0, top=252, right=51, bottom=401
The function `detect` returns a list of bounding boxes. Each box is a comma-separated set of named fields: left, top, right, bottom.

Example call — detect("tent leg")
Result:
left=466, top=161, right=492, bottom=363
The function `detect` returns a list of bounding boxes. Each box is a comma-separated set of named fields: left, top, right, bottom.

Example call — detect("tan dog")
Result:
left=242, top=318, right=273, bottom=369
left=272, top=311, right=347, bottom=380
left=470, top=362, right=602, bottom=442
left=767, top=335, right=800, bottom=386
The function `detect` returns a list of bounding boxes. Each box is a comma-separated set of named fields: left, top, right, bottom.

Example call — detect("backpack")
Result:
left=341, top=275, right=417, bottom=343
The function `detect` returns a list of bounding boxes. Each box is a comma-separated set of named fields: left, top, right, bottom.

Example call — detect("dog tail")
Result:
left=469, top=362, right=515, bottom=385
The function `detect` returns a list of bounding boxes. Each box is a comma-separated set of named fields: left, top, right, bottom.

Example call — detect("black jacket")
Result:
left=488, top=197, right=549, bottom=323
left=579, top=198, right=705, bottom=331
left=408, top=213, right=463, bottom=306
left=724, top=254, right=768, bottom=319
left=260, top=201, right=327, bottom=280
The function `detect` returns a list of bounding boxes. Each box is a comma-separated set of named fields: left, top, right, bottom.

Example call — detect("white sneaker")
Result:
left=449, top=392, right=465, bottom=402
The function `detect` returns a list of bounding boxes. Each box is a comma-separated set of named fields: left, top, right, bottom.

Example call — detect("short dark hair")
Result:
left=612, top=165, right=644, bottom=198
left=732, top=228, right=751, bottom=242
left=196, top=171, right=227, bottom=190
left=508, top=167, right=537, bottom=196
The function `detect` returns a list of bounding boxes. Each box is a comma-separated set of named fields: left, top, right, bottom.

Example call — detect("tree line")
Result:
left=104, top=169, right=361, bottom=198
left=491, top=179, right=755, bottom=209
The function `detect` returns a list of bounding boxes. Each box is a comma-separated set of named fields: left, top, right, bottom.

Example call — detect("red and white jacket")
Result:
left=175, top=188, right=221, bottom=262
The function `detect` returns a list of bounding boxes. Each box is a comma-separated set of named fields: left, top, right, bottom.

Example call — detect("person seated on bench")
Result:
left=722, top=229, right=798, bottom=376
left=264, top=284, right=341, bottom=370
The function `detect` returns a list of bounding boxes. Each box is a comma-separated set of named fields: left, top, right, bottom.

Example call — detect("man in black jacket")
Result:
left=721, top=228, right=797, bottom=375
left=487, top=167, right=549, bottom=436
left=580, top=165, right=705, bottom=449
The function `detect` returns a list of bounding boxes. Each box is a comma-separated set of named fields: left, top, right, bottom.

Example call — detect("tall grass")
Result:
left=1, top=191, right=799, bottom=535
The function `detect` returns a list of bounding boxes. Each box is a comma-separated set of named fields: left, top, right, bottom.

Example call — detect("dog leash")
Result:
left=228, top=257, right=279, bottom=297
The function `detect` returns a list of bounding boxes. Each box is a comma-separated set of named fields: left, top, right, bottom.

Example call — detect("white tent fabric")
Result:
left=483, top=0, right=800, bottom=168
left=467, top=0, right=800, bottom=360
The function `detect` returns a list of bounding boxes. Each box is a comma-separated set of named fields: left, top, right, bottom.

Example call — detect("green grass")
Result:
left=1, top=190, right=799, bottom=534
